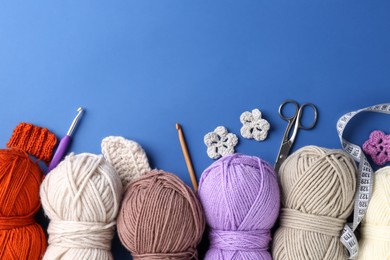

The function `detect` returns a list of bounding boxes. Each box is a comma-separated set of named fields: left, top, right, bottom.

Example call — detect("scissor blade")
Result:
left=274, top=140, right=293, bottom=173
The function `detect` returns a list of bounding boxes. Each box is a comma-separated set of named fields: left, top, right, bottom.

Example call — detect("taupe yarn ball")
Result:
left=273, top=146, right=357, bottom=260
left=117, top=170, right=205, bottom=260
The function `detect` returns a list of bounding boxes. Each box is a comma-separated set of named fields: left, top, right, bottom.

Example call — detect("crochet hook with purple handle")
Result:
left=47, top=107, right=84, bottom=172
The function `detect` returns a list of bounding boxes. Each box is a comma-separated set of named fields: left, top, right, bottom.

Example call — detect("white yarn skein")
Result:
left=40, top=153, right=122, bottom=260
left=358, top=166, right=390, bottom=260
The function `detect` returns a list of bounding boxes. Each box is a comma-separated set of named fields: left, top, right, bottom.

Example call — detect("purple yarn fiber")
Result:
left=198, top=153, right=280, bottom=260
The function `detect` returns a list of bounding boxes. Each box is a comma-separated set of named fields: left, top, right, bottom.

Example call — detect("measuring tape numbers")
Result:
left=337, top=104, right=390, bottom=259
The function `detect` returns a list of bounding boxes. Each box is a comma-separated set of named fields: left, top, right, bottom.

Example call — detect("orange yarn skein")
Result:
left=0, top=123, right=56, bottom=260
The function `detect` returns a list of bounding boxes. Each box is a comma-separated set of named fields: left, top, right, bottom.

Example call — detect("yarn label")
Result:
left=337, top=103, right=390, bottom=259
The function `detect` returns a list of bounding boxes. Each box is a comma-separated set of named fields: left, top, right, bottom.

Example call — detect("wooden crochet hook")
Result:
left=176, top=123, right=198, bottom=191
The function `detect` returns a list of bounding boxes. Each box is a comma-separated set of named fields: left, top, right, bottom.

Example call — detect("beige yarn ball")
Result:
left=272, top=146, right=357, bottom=260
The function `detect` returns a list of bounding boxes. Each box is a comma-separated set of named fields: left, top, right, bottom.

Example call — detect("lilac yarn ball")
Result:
left=198, top=153, right=280, bottom=260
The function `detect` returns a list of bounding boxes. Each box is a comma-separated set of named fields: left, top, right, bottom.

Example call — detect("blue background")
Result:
left=0, top=1, right=389, bottom=259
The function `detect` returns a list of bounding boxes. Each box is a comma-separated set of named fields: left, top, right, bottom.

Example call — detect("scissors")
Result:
left=274, top=100, right=318, bottom=173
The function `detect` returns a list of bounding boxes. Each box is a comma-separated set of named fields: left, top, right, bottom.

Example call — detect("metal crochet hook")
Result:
left=47, top=107, right=84, bottom=172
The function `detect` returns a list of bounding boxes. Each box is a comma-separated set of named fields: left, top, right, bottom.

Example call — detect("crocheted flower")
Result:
left=240, top=109, right=270, bottom=141
left=204, top=126, right=238, bottom=159
left=363, top=130, right=390, bottom=165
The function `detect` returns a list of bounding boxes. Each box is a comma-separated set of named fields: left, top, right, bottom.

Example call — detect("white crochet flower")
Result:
left=240, top=109, right=270, bottom=141
left=204, top=126, right=238, bottom=159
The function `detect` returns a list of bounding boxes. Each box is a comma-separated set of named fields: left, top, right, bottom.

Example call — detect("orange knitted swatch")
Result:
left=7, top=123, right=57, bottom=164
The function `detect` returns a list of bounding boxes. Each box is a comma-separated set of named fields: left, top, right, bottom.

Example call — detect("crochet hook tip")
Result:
left=67, top=107, right=85, bottom=136
left=176, top=123, right=181, bottom=131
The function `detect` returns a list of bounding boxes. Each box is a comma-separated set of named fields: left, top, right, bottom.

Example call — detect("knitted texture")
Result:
left=272, top=146, right=357, bottom=260
left=117, top=170, right=205, bottom=260
left=7, top=122, right=57, bottom=164
left=40, top=153, right=122, bottom=260
left=240, top=108, right=270, bottom=141
left=363, top=130, right=390, bottom=165
left=0, top=148, right=47, bottom=259
left=101, top=136, right=151, bottom=187
left=204, top=126, right=238, bottom=159
left=198, top=153, right=280, bottom=260
left=358, top=166, right=390, bottom=259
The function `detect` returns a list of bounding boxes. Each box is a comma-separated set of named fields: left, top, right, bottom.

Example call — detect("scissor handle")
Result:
left=278, top=100, right=300, bottom=121
left=296, top=103, right=318, bottom=130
